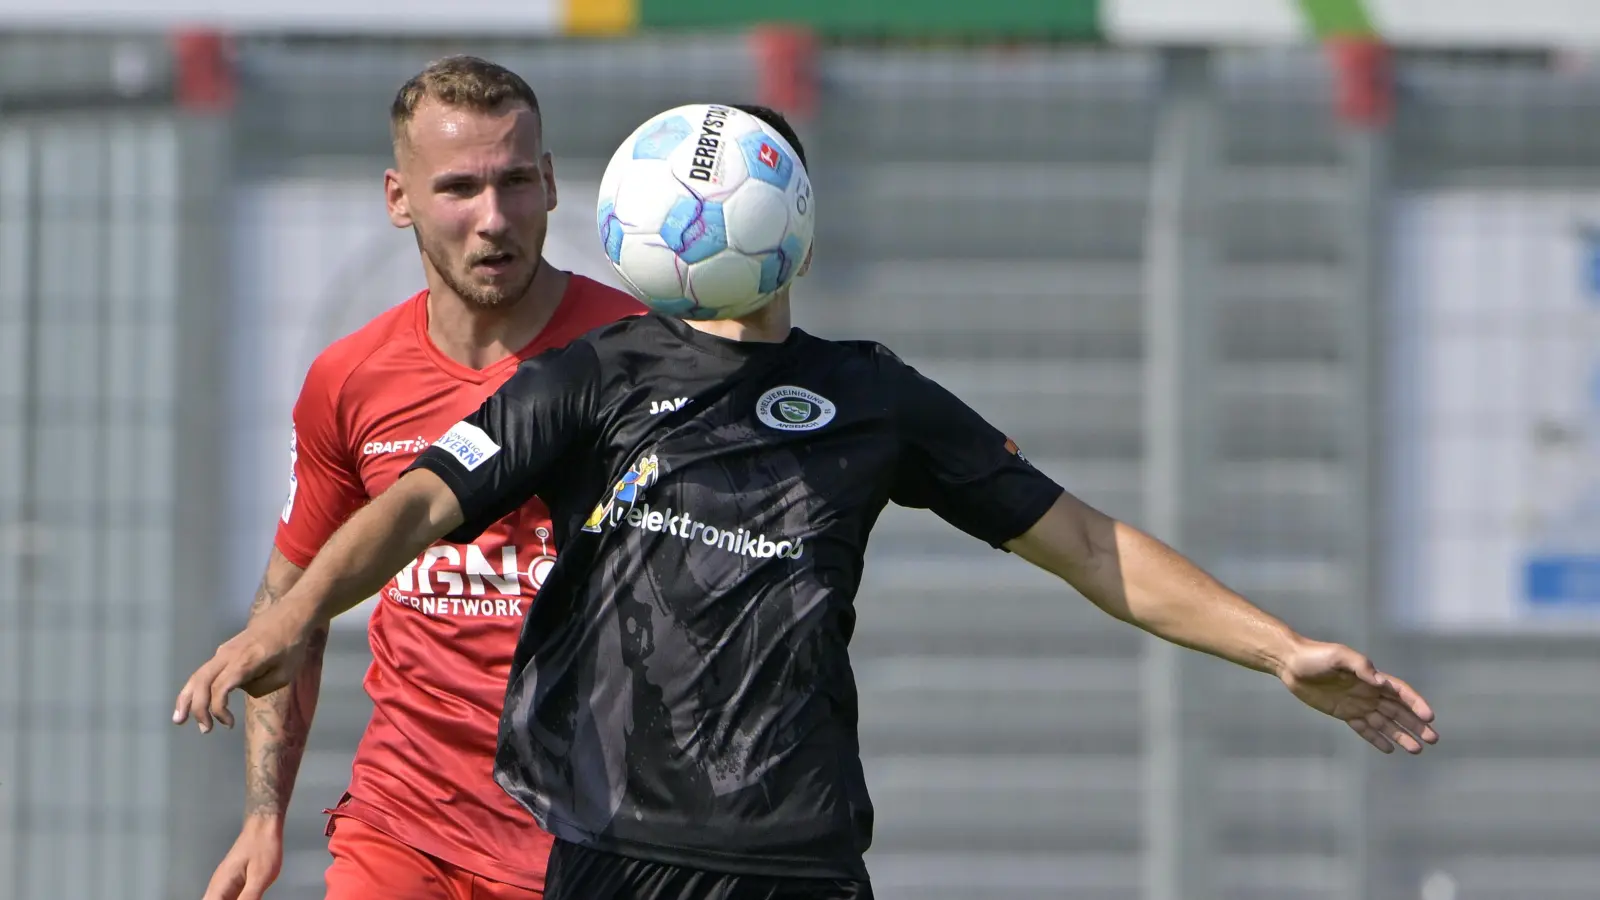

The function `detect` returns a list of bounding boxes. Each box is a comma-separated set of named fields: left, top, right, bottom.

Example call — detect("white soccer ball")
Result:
left=596, top=103, right=815, bottom=320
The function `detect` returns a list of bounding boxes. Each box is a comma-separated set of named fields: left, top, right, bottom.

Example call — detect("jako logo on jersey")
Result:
left=650, top=397, right=690, bottom=415
left=755, top=386, right=836, bottom=432
left=435, top=421, right=500, bottom=471
left=363, top=436, right=430, bottom=456
left=582, top=454, right=660, bottom=533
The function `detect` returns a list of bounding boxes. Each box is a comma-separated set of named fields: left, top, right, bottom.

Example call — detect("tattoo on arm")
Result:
left=243, top=560, right=327, bottom=820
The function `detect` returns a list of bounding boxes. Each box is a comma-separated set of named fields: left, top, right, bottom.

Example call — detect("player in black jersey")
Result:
left=177, top=106, right=1438, bottom=900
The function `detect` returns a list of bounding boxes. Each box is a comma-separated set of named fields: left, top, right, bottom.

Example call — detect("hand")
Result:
left=173, top=607, right=313, bottom=733
left=1278, top=640, right=1439, bottom=754
left=202, top=817, right=284, bottom=900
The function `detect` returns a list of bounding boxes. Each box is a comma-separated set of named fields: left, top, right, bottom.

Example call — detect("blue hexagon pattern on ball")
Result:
left=631, top=116, right=693, bottom=160
left=597, top=201, right=624, bottom=264
left=596, top=103, right=815, bottom=320
left=757, top=234, right=808, bottom=294
left=737, top=131, right=794, bottom=190
left=659, top=197, right=728, bottom=265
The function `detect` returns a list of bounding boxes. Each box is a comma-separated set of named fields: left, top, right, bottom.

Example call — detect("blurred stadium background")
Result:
left=4, top=1, right=1600, bottom=898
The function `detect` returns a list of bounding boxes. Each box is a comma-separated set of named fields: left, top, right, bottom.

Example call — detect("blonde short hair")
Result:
left=390, top=55, right=541, bottom=149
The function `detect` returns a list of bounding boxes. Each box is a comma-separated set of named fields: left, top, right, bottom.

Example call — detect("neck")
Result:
left=424, top=258, right=570, bottom=370
left=685, top=292, right=792, bottom=343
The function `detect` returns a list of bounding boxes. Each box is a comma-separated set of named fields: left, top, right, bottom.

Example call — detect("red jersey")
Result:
left=274, top=275, right=643, bottom=889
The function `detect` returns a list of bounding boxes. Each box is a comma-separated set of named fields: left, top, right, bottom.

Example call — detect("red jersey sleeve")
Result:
left=273, top=355, right=368, bottom=569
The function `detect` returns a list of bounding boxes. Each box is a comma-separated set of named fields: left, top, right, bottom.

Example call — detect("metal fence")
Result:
left=0, top=31, right=1597, bottom=900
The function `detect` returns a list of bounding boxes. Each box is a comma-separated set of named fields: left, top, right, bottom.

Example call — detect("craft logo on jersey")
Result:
left=582, top=454, right=661, bottom=533
left=756, top=386, right=836, bottom=432
left=435, top=421, right=501, bottom=472
left=363, top=436, right=430, bottom=456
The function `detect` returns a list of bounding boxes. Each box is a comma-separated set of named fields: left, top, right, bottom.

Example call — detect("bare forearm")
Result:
left=237, top=474, right=458, bottom=811
left=241, top=551, right=325, bottom=822
left=1010, top=494, right=1303, bottom=676
left=244, top=627, right=326, bottom=821
left=1079, top=519, right=1299, bottom=674
left=286, top=471, right=463, bottom=629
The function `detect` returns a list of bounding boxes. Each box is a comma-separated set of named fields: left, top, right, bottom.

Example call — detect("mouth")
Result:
left=472, top=250, right=518, bottom=273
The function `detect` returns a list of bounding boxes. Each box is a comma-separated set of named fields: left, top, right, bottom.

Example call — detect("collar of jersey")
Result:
left=411, top=282, right=581, bottom=384
left=651, top=311, right=803, bottom=362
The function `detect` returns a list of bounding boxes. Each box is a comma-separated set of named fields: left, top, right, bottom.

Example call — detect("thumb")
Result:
left=1344, top=650, right=1384, bottom=687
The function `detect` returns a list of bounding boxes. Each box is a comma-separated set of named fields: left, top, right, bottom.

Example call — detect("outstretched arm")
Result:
left=174, top=468, right=463, bottom=733
left=1005, top=492, right=1439, bottom=754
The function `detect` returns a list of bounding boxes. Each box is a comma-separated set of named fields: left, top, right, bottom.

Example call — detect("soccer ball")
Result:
left=596, top=104, right=815, bottom=320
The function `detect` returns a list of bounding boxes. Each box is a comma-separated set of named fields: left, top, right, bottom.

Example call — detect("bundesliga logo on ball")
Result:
left=596, top=104, right=816, bottom=321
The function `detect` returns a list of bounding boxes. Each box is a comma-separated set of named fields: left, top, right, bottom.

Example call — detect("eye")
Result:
left=438, top=179, right=478, bottom=197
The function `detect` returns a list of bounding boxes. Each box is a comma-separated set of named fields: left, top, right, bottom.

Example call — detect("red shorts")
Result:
left=325, top=815, right=544, bottom=900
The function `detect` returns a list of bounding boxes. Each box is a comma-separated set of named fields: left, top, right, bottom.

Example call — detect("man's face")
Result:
left=385, top=98, right=557, bottom=309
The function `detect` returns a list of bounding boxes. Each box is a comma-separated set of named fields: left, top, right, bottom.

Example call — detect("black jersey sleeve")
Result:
left=888, top=355, right=1065, bottom=549
left=406, top=341, right=602, bottom=544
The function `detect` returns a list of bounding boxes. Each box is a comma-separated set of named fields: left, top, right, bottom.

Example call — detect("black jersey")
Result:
left=407, top=312, right=1063, bottom=880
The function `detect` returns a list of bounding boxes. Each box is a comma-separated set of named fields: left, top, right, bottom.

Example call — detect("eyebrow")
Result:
left=430, top=163, right=540, bottom=189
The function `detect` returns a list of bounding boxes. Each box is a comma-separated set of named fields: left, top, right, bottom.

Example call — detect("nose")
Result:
left=476, top=187, right=510, bottom=238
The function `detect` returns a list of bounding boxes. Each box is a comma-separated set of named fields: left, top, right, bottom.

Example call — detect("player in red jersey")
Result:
left=190, top=56, right=643, bottom=900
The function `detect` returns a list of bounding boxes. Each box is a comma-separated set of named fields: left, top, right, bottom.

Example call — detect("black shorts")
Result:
left=545, top=840, right=874, bottom=900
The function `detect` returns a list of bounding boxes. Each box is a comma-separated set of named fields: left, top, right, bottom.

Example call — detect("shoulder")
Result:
left=798, top=335, right=953, bottom=423
left=507, top=329, right=608, bottom=395
left=296, top=292, right=421, bottom=422
left=806, top=333, right=917, bottom=379
left=301, top=292, right=419, bottom=399
left=570, top=307, right=674, bottom=352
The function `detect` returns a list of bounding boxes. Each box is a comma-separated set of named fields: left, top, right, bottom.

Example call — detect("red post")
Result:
left=171, top=29, right=236, bottom=113
left=1326, top=37, right=1392, bottom=128
left=749, top=24, right=819, bottom=122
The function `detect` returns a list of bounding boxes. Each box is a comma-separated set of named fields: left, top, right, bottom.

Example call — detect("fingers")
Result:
left=1346, top=718, right=1394, bottom=754
left=1347, top=696, right=1437, bottom=755
left=173, top=655, right=241, bottom=734
left=172, top=685, right=193, bottom=726
left=210, top=670, right=238, bottom=730
left=174, top=660, right=219, bottom=732
left=1376, top=673, right=1436, bottom=724
left=1378, top=697, right=1440, bottom=747
left=1361, top=709, right=1426, bottom=754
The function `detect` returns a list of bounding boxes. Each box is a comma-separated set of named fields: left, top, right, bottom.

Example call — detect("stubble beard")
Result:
left=419, top=229, right=540, bottom=311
